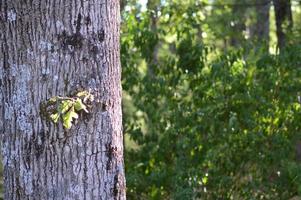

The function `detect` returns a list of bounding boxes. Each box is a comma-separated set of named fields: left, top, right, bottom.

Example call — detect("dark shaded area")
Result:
left=58, top=31, right=85, bottom=50
left=273, top=0, right=293, bottom=50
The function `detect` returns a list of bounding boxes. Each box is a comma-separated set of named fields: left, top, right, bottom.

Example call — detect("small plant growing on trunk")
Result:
left=42, top=91, right=94, bottom=129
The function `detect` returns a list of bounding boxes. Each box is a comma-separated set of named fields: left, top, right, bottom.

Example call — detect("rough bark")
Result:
left=273, top=0, right=293, bottom=50
left=0, top=0, right=125, bottom=199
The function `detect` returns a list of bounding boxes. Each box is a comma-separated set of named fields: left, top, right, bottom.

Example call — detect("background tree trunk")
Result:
left=0, top=0, right=125, bottom=199
left=146, top=0, right=160, bottom=77
left=230, top=0, right=247, bottom=47
left=273, top=0, right=293, bottom=50
left=251, top=0, right=270, bottom=50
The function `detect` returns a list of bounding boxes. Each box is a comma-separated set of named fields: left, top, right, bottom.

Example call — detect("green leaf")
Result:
left=50, top=113, right=60, bottom=123
left=48, top=97, right=57, bottom=103
left=76, top=91, right=89, bottom=97
left=202, top=177, right=208, bottom=185
left=76, top=91, right=94, bottom=103
left=74, top=98, right=88, bottom=113
left=59, top=100, right=73, bottom=114
left=63, top=107, right=78, bottom=129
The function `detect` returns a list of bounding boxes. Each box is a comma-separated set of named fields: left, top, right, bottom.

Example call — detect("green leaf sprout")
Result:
left=44, top=91, right=93, bottom=129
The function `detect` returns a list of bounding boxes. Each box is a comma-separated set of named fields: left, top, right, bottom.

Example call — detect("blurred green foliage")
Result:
left=121, top=0, right=301, bottom=199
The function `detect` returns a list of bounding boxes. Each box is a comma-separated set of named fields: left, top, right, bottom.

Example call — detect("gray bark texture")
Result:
left=0, top=0, right=126, bottom=199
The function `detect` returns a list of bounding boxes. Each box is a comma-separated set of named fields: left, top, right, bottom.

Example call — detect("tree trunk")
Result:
left=273, top=0, right=293, bottom=50
left=251, top=0, right=270, bottom=50
left=230, top=1, right=247, bottom=47
left=146, top=0, right=160, bottom=77
left=0, top=1, right=126, bottom=199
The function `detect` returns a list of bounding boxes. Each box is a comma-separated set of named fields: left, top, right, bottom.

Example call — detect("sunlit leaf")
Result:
left=50, top=113, right=60, bottom=123
left=76, top=91, right=89, bottom=97
left=63, top=107, right=78, bottom=129
left=59, top=100, right=73, bottom=114
left=74, top=98, right=88, bottom=113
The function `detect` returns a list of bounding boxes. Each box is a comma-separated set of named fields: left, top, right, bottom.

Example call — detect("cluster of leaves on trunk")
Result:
left=43, top=91, right=93, bottom=129
left=121, top=1, right=301, bottom=199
